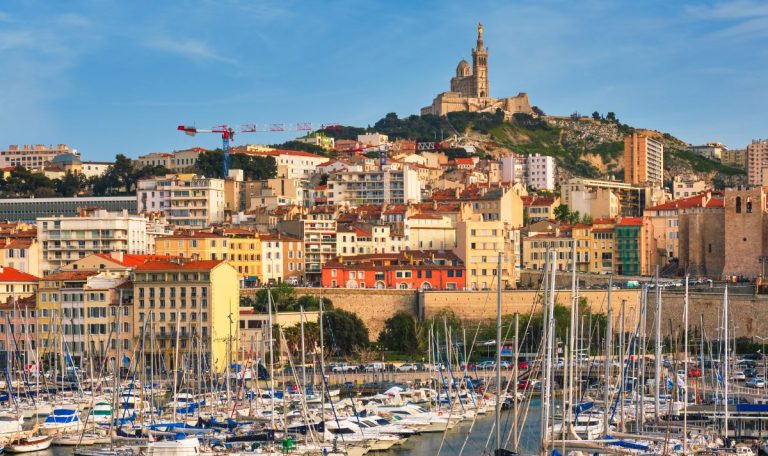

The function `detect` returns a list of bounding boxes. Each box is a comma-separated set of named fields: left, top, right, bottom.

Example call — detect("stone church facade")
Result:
left=421, top=24, right=533, bottom=117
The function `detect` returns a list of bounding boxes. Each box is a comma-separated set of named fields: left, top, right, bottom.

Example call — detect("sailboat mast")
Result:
left=268, top=288, right=275, bottom=433
left=568, top=242, right=577, bottom=429
left=683, top=274, right=689, bottom=451
left=723, top=285, right=729, bottom=439
left=300, top=305, right=306, bottom=391
left=512, top=312, right=519, bottom=453
left=604, top=287, right=612, bottom=437
left=654, top=269, right=661, bottom=423
left=494, top=252, right=502, bottom=452
left=542, top=250, right=557, bottom=452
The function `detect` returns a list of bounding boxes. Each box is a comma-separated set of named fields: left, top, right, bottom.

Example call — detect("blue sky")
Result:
left=0, top=0, right=766, bottom=160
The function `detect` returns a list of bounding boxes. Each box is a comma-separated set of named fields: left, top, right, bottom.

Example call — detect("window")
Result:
left=736, top=196, right=742, bottom=213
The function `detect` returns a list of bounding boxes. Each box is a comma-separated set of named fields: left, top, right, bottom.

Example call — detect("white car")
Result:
left=731, top=371, right=746, bottom=381
left=396, top=363, right=418, bottom=372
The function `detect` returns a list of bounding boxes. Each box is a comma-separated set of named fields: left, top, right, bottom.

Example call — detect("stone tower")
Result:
left=472, top=22, right=489, bottom=98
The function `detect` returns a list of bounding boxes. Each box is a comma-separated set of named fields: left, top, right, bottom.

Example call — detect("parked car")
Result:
left=477, top=361, right=495, bottom=370
left=331, top=364, right=358, bottom=373
left=364, top=362, right=385, bottom=372
left=747, top=378, right=766, bottom=388
left=396, top=363, right=419, bottom=372
left=744, top=368, right=758, bottom=378
left=731, top=371, right=746, bottom=381
left=517, top=361, right=529, bottom=370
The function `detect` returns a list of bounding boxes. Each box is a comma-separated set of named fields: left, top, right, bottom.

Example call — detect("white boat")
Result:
left=53, top=433, right=100, bottom=446
left=142, top=436, right=200, bottom=456
left=6, top=435, right=53, bottom=453
left=41, top=406, right=84, bottom=435
left=87, top=401, right=113, bottom=424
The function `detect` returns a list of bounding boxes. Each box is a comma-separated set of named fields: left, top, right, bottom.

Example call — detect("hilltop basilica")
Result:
left=421, top=23, right=534, bottom=117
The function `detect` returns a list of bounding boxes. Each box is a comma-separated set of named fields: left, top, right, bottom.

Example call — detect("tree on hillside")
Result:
left=270, top=140, right=326, bottom=155
left=553, top=204, right=571, bottom=222
left=54, top=171, right=86, bottom=197
left=532, top=106, right=545, bottom=116
left=195, top=150, right=277, bottom=179
left=592, top=111, right=601, bottom=121
left=605, top=112, right=617, bottom=123
left=324, top=309, right=369, bottom=356
left=378, top=312, right=419, bottom=354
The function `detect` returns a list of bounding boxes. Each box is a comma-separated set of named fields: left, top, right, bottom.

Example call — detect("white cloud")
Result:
left=144, top=38, right=236, bottom=64
left=686, top=0, right=768, bottom=20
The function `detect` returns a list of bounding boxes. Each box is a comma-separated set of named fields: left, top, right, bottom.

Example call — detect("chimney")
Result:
left=110, top=251, right=124, bottom=262
left=0, top=266, right=4, bottom=274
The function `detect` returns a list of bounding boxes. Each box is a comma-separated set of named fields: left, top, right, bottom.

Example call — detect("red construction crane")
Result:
left=177, top=122, right=339, bottom=177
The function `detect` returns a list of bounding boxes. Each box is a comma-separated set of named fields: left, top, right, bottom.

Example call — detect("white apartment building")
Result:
left=273, top=151, right=327, bottom=179
left=501, top=155, right=526, bottom=184
left=260, top=234, right=283, bottom=284
left=357, top=133, right=389, bottom=147
left=1, top=144, right=79, bottom=171
left=673, top=174, right=707, bottom=199
left=327, top=164, right=421, bottom=206
left=137, top=174, right=225, bottom=227
left=526, top=153, right=556, bottom=190
left=405, top=215, right=456, bottom=250
left=690, top=142, right=726, bottom=161
left=747, top=139, right=768, bottom=186
left=37, top=209, right=162, bottom=273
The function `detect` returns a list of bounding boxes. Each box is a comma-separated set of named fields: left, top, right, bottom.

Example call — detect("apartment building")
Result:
left=614, top=217, right=656, bottom=276
left=672, top=174, right=707, bottom=199
left=690, top=142, right=726, bottom=161
left=255, top=233, right=304, bottom=285
left=327, top=164, right=421, bottom=206
left=624, top=133, right=664, bottom=185
left=0, top=266, right=39, bottom=303
left=38, top=209, right=167, bottom=274
left=455, top=218, right=515, bottom=290
left=526, top=154, right=557, bottom=190
left=0, top=238, right=41, bottom=276
left=321, top=250, right=465, bottom=290
left=137, top=174, right=226, bottom=227
left=155, top=231, right=262, bottom=280
left=747, top=140, right=768, bottom=186
left=405, top=215, right=456, bottom=250
left=721, top=148, right=747, bottom=169
left=132, top=260, right=239, bottom=372
left=0, top=144, right=78, bottom=171
left=561, top=177, right=663, bottom=217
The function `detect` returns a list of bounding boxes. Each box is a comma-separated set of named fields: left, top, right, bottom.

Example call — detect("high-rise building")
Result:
left=327, top=164, right=421, bottom=206
left=624, top=133, right=664, bottom=185
left=747, top=140, right=768, bottom=186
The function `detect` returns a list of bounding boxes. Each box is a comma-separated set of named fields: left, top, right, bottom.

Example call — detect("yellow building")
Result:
left=155, top=231, right=262, bottom=282
left=455, top=218, right=515, bottom=290
left=132, top=260, right=239, bottom=372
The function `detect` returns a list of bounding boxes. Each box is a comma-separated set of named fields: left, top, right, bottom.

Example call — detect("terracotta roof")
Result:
left=43, top=271, right=96, bottom=281
left=258, top=233, right=301, bottom=242
left=0, top=267, right=39, bottom=282
left=617, top=217, right=644, bottom=226
left=93, top=253, right=179, bottom=268
left=644, top=193, right=720, bottom=212
left=161, top=232, right=224, bottom=239
left=134, top=260, right=224, bottom=271
left=593, top=218, right=617, bottom=225
left=454, top=158, right=475, bottom=165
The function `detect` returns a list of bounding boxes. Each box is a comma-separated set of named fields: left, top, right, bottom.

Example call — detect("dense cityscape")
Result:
left=0, top=5, right=767, bottom=456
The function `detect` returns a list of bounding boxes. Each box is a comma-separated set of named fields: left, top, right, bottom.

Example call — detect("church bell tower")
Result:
left=472, top=22, right=489, bottom=98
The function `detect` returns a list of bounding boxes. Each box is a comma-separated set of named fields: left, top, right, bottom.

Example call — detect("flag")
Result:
left=667, top=377, right=674, bottom=391
left=122, top=354, right=130, bottom=366
left=65, top=352, right=73, bottom=366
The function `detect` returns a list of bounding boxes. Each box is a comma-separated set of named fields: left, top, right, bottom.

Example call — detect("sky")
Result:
left=0, top=0, right=766, bottom=161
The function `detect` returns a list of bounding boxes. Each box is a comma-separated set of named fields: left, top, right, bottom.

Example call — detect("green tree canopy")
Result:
left=378, top=312, right=419, bottom=354
left=324, top=308, right=369, bottom=356
left=195, top=150, right=277, bottom=179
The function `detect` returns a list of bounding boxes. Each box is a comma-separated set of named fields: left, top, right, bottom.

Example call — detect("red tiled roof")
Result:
left=644, top=193, right=719, bottom=212
left=0, top=267, right=39, bottom=282
left=161, top=232, right=224, bottom=239
left=93, top=253, right=179, bottom=267
left=272, top=149, right=325, bottom=159
left=44, top=271, right=96, bottom=281
left=454, top=158, right=475, bottom=165
left=134, top=260, right=224, bottom=271
left=618, top=217, right=644, bottom=226
left=593, top=218, right=616, bottom=225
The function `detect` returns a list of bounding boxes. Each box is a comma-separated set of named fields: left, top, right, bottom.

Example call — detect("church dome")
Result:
left=456, top=59, right=471, bottom=77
